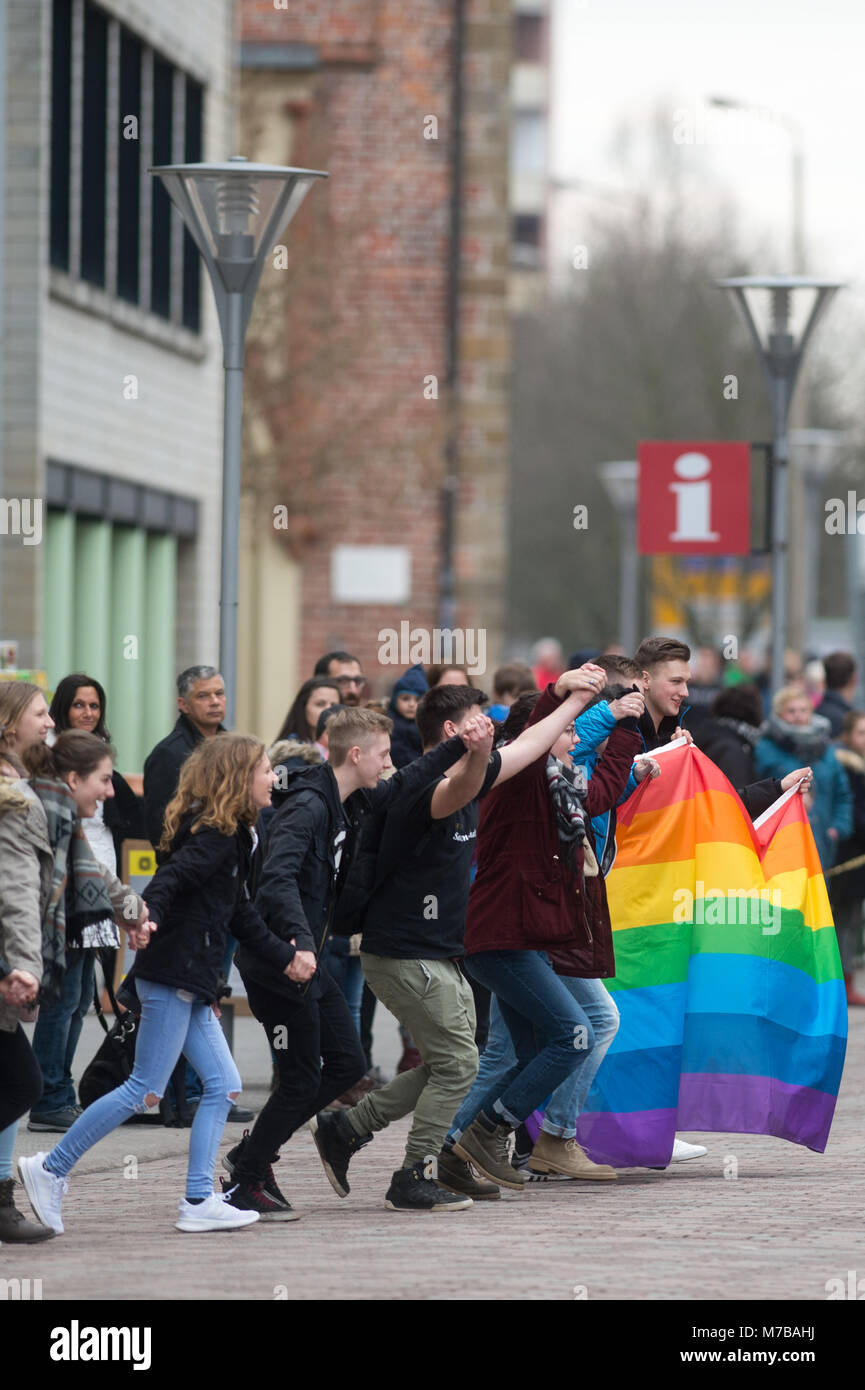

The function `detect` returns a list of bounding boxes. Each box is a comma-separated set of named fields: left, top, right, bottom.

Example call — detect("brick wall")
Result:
left=239, top=0, right=510, bottom=696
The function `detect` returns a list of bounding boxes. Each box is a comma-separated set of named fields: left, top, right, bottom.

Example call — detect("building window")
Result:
left=80, top=1, right=108, bottom=287
left=50, top=0, right=73, bottom=271
left=515, top=14, right=544, bottom=63
left=49, top=0, right=204, bottom=329
left=117, top=28, right=142, bottom=303
left=511, top=213, right=543, bottom=268
left=512, top=110, right=547, bottom=176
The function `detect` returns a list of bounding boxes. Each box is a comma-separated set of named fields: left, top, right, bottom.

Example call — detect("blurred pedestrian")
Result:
left=143, top=666, right=227, bottom=854
left=530, top=637, right=564, bottom=692
left=828, top=709, right=865, bottom=1006
left=313, top=651, right=367, bottom=707
left=695, top=684, right=765, bottom=788
left=755, top=686, right=852, bottom=868
left=817, top=651, right=858, bottom=738
left=273, top=678, right=341, bottom=745
left=486, top=662, right=536, bottom=722
left=386, top=663, right=428, bottom=769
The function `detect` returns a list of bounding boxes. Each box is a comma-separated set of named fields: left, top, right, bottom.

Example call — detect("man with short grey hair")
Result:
left=142, top=666, right=227, bottom=853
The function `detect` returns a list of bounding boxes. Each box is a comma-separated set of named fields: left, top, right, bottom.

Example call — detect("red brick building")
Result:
left=236, top=0, right=511, bottom=731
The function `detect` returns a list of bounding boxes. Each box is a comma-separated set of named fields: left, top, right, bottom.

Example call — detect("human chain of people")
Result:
left=1, top=633, right=857, bottom=1239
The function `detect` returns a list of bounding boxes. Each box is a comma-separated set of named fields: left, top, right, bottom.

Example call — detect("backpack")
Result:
left=77, top=954, right=193, bottom=1126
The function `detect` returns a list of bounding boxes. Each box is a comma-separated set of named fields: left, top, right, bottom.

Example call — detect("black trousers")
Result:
left=240, top=967, right=367, bottom=1182
left=0, top=1023, right=43, bottom=1132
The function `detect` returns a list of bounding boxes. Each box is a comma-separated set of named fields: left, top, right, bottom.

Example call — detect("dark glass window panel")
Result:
left=182, top=78, right=202, bottom=332
left=150, top=56, right=173, bottom=318
left=80, top=0, right=108, bottom=286
left=50, top=0, right=73, bottom=271
left=515, top=14, right=543, bottom=62
left=116, top=28, right=142, bottom=303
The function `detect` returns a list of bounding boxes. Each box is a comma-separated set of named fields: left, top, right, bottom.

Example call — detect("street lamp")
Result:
left=717, top=276, right=844, bottom=693
left=789, top=429, right=848, bottom=647
left=599, top=460, right=639, bottom=655
left=708, top=96, right=804, bottom=273
left=149, top=156, right=328, bottom=723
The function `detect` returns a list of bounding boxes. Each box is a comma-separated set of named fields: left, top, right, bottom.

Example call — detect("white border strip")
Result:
left=752, top=780, right=805, bottom=831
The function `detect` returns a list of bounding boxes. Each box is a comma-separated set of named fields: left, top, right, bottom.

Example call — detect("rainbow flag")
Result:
left=565, top=740, right=847, bottom=1167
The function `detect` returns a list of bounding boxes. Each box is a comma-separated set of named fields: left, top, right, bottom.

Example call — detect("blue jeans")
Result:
left=463, top=950, right=601, bottom=1128
left=44, top=978, right=242, bottom=1199
left=322, top=937, right=364, bottom=1037
left=448, top=980, right=618, bottom=1141
left=31, top=948, right=96, bottom=1112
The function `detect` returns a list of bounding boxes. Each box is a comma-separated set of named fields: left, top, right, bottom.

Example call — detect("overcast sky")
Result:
left=550, top=0, right=865, bottom=292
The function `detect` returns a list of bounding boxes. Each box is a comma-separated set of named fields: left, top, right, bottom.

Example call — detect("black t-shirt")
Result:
left=360, top=750, right=502, bottom=960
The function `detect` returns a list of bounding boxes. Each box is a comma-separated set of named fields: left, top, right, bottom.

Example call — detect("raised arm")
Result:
left=494, top=665, right=606, bottom=786
left=429, top=716, right=495, bottom=819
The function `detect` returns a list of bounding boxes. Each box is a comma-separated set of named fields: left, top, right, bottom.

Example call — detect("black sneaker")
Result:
left=385, top=1163, right=473, bottom=1212
left=220, top=1176, right=300, bottom=1222
left=222, top=1130, right=290, bottom=1208
left=27, top=1107, right=80, bottom=1133
left=308, top=1109, right=373, bottom=1198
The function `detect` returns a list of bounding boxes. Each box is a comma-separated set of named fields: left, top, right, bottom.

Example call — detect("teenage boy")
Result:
left=635, top=636, right=812, bottom=818
left=309, top=665, right=609, bottom=1212
left=222, top=706, right=493, bottom=1219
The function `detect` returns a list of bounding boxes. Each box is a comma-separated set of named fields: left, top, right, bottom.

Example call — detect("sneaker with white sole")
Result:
left=17, top=1152, right=68, bottom=1234
left=175, top=1190, right=260, bottom=1232
left=671, top=1138, right=708, bottom=1161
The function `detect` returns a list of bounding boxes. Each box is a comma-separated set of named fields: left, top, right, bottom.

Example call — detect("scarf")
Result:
left=764, top=711, right=831, bottom=763
left=32, top=778, right=114, bottom=1002
left=545, top=755, right=598, bottom=876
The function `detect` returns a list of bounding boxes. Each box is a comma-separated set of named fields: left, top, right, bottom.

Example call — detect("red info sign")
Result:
left=637, top=441, right=750, bottom=555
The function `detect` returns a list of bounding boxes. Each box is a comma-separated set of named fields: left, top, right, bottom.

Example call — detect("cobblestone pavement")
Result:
left=4, top=991, right=864, bottom=1301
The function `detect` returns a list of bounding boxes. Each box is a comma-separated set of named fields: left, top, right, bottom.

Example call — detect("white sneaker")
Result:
left=18, top=1151, right=68, bottom=1233
left=671, top=1138, right=708, bottom=1161
left=175, top=1190, right=260, bottom=1233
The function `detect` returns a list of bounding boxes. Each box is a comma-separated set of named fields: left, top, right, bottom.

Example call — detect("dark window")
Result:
left=182, top=79, right=202, bottom=332
left=50, top=0, right=73, bottom=271
left=80, top=0, right=108, bottom=286
left=513, top=213, right=541, bottom=246
left=150, top=56, right=174, bottom=318
left=117, top=28, right=142, bottom=303
left=515, top=14, right=544, bottom=63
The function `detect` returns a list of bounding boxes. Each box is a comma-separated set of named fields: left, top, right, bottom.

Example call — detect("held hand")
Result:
left=555, top=663, right=606, bottom=697
left=633, top=756, right=661, bottom=783
left=461, top=714, right=494, bottom=757
left=0, top=969, right=39, bottom=1007
left=781, top=766, right=813, bottom=794
left=609, top=693, right=645, bottom=721
left=286, top=950, right=317, bottom=983
left=678, top=728, right=695, bottom=746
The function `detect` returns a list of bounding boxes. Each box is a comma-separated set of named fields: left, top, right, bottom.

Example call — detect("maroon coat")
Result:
left=464, top=685, right=641, bottom=977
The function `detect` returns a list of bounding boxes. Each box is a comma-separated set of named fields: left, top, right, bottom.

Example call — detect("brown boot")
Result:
left=436, top=1147, right=501, bottom=1200
left=453, top=1117, right=526, bottom=1191
left=528, top=1131, right=617, bottom=1181
left=0, top=1177, right=56, bottom=1242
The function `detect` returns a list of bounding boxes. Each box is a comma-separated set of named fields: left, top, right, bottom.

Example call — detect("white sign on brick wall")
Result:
left=331, top=545, right=411, bottom=604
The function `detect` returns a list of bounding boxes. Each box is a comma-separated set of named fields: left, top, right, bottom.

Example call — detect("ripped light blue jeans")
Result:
left=44, top=978, right=241, bottom=1199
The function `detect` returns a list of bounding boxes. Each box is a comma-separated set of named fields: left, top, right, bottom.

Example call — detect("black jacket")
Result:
left=816, top=689, right=851, bottom=740
left=103, top=770, right=145, bottom=865
left=831, top=748, right=865, bottom=900
left=695, top=717, right=759, bottom=789
left=137, top=814, right=293, bottom=1003
left=236, top=735, right=468, bottom=1004
left=142, top=714, right=226, bottom=854
left=637, top=705, right=782, bottom=821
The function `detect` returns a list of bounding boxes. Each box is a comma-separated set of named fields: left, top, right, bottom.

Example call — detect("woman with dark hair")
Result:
left=49, top=674, right=143, bottom=865
left=274, top=678, right=341, bottom=745
left=694, top=683, right=765, bottom=787
left=426, top=664, right=474, bottom=689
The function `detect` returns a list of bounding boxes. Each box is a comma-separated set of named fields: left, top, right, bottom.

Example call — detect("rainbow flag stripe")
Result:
left=565, top=743, right=847, bottom=1167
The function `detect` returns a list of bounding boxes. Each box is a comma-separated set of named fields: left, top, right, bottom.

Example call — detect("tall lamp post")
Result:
left=149, top=156, right=328, bottom=723
left=717, top=276, right=844, bottom=694
left=788, top=428, right=847, bottom=648
left=599, top=460, right=639, bottom=656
